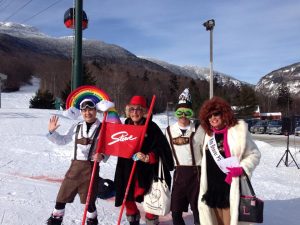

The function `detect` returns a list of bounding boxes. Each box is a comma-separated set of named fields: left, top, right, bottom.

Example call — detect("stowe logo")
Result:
left=108, top=131, right=138, bottom=145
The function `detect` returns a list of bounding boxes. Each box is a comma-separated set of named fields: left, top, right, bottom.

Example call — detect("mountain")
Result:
left=0, top=22, right=47, bottom=38
left=255, top=62, right=300, bottom=96
left=4, top=22, right=285, bottom=114
left=0, top=22, right=206, bottom=111
left=141, top=57, right=251, bottom=88
left=0, top=22, right=140, bottom=59
left=0, top=22, right=248, bottom=85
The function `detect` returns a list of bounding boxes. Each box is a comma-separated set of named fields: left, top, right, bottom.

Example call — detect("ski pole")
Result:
left=117, top=95, right=156, bottom=225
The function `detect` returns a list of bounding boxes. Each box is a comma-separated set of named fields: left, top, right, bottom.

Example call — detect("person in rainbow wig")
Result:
left=197, top=96, right=261, bottom=225
left=165, top=88, right=203, bottom=225
left=46, top=98, right=111, bottom=225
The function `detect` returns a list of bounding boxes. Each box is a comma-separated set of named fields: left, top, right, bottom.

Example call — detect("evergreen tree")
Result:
left=60, top=82, right=71, bottom=109
left=169, top=75, right=179, bottom=101
left=236, top=85, right=258, bottom=118
left=277, top=82, right=293, bottom=116
left=189, top=79, right=207, bottom=113
left=29, top=89, right=55, bottom=109
left=142, top=70, right=149, bottom=81
left=83, top=64, right=97, bottom=85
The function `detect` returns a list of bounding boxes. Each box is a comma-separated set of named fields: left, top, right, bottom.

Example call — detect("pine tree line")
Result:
left=29, top=62, right=300, bottom=118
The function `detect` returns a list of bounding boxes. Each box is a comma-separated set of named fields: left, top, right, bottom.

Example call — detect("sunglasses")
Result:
left=175, top=108, right=194, bottom=119
left=80, top=101, right=96, bottom=110
left=208, top=111, right=221, bottom=118
left=129, top=107, right=143, bottom=113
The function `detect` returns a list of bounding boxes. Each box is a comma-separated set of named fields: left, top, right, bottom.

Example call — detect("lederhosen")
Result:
left=167, top=126, right=200, bottom=213
left=56, top=123, right=101, bottom=204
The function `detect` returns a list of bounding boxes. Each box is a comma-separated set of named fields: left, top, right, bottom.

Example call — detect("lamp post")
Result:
left=203, top=19, right=215, bottom=99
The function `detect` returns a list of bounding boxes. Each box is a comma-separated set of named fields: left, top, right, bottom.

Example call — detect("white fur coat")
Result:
left=198, top=120, right=261, bottom=225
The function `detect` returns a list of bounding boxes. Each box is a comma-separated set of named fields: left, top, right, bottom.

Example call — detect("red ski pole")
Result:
left=117, top=95, right=156, bottom=225
left=81, top=112, right=108, bottom=225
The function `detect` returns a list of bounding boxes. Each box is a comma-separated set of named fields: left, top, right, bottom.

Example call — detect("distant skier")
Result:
left=46, top=98, right=108, bottom=225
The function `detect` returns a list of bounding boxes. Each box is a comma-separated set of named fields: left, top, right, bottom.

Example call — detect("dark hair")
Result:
left=199, top=96, right=238, bottom=135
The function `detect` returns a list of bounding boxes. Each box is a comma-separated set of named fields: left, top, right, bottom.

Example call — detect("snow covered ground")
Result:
left=0, top=79, right=300, bottom=225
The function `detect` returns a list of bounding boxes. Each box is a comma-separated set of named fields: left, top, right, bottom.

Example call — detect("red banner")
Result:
left=102, top=123, right=145, bottom=158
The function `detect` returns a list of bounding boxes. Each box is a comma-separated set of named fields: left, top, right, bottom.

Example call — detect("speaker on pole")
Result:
left=276, top=116, right=299, bottom=169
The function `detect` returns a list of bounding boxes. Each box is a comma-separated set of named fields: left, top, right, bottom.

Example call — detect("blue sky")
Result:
left=1, top=0, right=300, bottom=84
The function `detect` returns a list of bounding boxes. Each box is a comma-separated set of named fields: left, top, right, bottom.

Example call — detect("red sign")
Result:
left=102, top=123, right=144, bottom=158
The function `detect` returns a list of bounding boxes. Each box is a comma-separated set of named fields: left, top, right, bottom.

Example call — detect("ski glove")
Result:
left=132, top=153, right=140, bottom=161
left=225, top=166, right=243, bottom=184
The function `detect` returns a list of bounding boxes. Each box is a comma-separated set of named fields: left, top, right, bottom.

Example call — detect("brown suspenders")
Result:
left=167, top=126, right=196, bottom=166
left=74, top=124, right=81, bottom=160
left=74, top=123, right=101, bottom=160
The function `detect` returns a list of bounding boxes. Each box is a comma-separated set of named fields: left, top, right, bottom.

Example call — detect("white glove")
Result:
left=96, top=100, right=115, bottom=112
left=62, top=106, right=80, bottom=120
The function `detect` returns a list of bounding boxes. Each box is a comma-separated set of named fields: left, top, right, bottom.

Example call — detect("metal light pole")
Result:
left=73, top=0, right=83, bottom=90
left=203, top=19, right=215, bottom=99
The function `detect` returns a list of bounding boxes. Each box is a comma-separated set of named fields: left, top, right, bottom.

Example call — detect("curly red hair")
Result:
left=199, top=97, right=238, bottom=135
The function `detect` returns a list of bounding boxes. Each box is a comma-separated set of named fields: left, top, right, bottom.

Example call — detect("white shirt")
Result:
left=47, top=119, right=108, bottom=161
left=166, top=122, right=201, bottom=166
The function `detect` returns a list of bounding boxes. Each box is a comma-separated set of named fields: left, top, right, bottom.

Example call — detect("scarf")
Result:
left=212, top=126, right=231, bottom=158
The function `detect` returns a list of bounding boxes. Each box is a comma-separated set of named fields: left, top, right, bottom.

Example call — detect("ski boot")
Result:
left=145, top=215, right=159, bottom=225
left=46, top=214, right=63, bottom=225
left=127, top=213, right=140, bottom=225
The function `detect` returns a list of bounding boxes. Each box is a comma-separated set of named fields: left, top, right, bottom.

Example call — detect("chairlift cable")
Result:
left=0, top=0, right=16, bottom=12
left=4, top=0, right=35, bottom=22
left=22, top=0, right=67, bottom=23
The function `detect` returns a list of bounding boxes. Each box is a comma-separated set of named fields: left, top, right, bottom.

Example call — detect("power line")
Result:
left=4, top=0, right=34, bottom=22
left=22, top=0, right=66, bottom=23
left=1, top=0, right=15, bottom=11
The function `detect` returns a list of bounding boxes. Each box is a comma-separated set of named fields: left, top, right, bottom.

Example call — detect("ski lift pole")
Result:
left=117, top=95, right=156, bottom=225
left=81, top=112, right=108, bottom=225
left=73, top=0, right=83, bottom=90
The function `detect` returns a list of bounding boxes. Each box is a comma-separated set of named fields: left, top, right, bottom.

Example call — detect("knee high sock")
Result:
left=52, top=202, right=66, bottom=217
left=87, top=202, right=97, bottom=219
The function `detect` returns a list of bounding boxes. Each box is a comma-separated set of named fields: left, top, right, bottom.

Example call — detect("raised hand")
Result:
left=48, top=115, right=60, bottom=133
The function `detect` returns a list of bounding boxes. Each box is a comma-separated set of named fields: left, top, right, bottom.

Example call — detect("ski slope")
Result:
left=0, top=79, right=300, bottom=224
